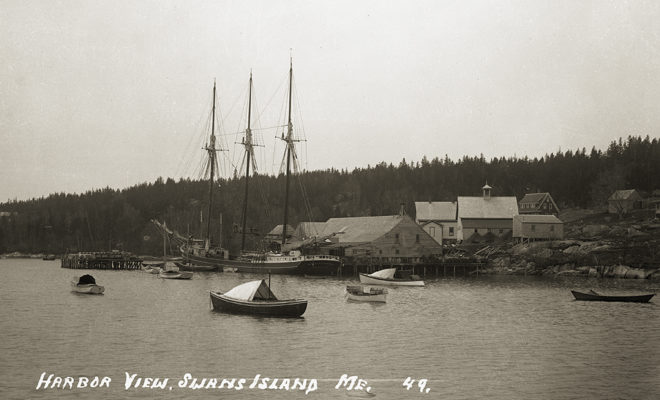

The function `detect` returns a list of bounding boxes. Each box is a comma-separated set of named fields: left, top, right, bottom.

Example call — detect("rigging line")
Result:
left=291, top=150, right=314, bottom=223
left=174, top=98, right=213, bottom=178
left=254, top=73, right=288, bottom=130
left=292, top=76, right=307, bottom=141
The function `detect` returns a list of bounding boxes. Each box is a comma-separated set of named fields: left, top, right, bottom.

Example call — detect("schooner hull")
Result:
left=182, top=250, right=340, bottom=276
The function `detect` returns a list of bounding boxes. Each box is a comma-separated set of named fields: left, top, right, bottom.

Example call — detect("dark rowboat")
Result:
left=210, top=280, right=307, bottom=317
left=571, top=290, right=654, bottom=303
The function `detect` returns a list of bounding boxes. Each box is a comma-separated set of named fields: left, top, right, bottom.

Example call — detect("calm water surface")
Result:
left=1, top=258, right=659, bottom=399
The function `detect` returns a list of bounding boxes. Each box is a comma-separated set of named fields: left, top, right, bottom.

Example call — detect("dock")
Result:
left=61, top=251, right=142, bottom=270
left=338, top=256, right=487, bottom=278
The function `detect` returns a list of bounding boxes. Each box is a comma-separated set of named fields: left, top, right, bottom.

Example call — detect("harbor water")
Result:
left=1, top=258, right=659, bottom=399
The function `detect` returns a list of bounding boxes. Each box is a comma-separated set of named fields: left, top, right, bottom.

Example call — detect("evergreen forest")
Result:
left=1, top=136, right=659, bottom=255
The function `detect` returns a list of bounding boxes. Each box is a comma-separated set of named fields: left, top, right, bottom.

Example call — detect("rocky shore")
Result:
left=479, top=209, right=660, bottom=279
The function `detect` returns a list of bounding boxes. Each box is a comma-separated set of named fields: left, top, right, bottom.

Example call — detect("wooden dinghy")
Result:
left=571, top=289, right=654, bottom=303
left=345, top=285, right=388, bottom=303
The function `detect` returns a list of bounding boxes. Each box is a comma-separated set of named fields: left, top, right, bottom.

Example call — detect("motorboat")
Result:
left=210, top=280, right=307, bottom=317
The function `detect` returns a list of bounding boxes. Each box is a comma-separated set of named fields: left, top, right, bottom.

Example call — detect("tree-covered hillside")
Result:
left=1, top=136, right=658, bottom=255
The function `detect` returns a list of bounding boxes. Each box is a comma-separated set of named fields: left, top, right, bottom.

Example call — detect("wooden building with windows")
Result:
left=513, top=215, right=564, bottom=242
left=457, top=184, right=519, bottom=241
left=319, top=214, right=443, bottom=264
left=519, top=192, right=560, bottom=215
left=608, top=189, right=643, bottom=215
left=414, top=201, right=458, bottom=244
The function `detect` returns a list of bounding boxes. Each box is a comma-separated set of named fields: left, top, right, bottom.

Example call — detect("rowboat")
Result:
left=71, top=274, right=105, bottom=294
left=210, top=280, right=307, bottom=317
left=571, top=289, right=654, bottom=303
left=359, top=268, right=424, bottom=287
left=345, top=285, right=387, bottom=303
left=158, top=262, right=193, bottom=280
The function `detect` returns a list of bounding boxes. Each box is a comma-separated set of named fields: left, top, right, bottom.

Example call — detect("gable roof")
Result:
left=294, top=222, right=327, bottom=239
left=457, top=196, right=519, bottom=219
left=520, top=193, right=549, bottom=204
left=415, top=201, right=457, bottom=221
left=609, top=189, right=642, bottom=201
left=266, top=224, right=295, bottom=237
left=320, top=215, right=405, bottom=243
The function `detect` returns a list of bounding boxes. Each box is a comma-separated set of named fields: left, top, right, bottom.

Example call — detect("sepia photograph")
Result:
left=1, top=1, right=660, bottom=399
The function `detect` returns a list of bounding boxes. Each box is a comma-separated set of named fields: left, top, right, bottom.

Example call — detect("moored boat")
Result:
left=210, top=279, right=307, bottom=317
left=71, top=274, right=105, bottom=294
left=345, top=285, right=388, bottom=303
left=158, top=262, right=193, bottom=280
left=359, top=268, right=425, bottom=287
left=571, top=289, right=654, bottom=303
left=158, top=64, right=341, bottom=276
left=176, top=261, right=217, bottom=272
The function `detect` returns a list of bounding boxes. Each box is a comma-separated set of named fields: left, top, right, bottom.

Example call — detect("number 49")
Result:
left=403, top=377, right=430, bottom=393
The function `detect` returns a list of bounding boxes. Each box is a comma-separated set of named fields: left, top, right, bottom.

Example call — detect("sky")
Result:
left=2, top=0, right=660, bottom=202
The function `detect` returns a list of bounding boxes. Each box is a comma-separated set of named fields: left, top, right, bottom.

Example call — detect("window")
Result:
left=474, top=228, right=478, bottom=233
left=531, top=224, right=536, bottom=232
left=415, top=234, right=420, bottom=243
left=449, top=227, right=454, bottom=236
left=550, top=225, right=555, bottom=232
left=499, top=229, right=503, bottom=234
left=395, top=233, right=400, bottom=244
left=429, top=227, right=435, bottom=237
left=395, top=249, right=400, bottom=255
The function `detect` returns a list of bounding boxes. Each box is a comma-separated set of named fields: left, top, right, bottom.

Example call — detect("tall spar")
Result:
left=281, top=58, right=295, bottom=246
left=240, top=73, right=255, bottom=252
left=204, top=80, right=221, bottom=251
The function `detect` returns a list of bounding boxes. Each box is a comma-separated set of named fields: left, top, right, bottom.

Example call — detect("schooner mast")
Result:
left=240, top=72, right=257, bottom=251
left=204, top=80, right=222, bottom=250
left=281, top=58, right=296, bottom=246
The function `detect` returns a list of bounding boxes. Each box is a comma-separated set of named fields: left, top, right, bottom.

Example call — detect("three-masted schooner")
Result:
left=165, top=60, right=340, bottom=275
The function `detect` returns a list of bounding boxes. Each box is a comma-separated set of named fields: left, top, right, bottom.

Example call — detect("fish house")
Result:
left=414, top=201, right=458, bottom=244
left=513, top=215, right=564, bottom=241
left=320, top=214, right=442, bottom=264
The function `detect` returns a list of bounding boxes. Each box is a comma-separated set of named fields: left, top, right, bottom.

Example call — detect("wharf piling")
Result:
left=61, top=251, right=142, bottom=270
left=338, top=257, right=487, bottom=278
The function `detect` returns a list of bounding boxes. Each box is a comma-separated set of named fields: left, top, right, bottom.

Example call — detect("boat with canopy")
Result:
left=210, top=279, right=307, bottom=317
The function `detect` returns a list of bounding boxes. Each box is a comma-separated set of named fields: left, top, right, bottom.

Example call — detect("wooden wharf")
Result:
left=338, top=257, right=487, bottom=278
left=61, top=251, right=142, bottom=270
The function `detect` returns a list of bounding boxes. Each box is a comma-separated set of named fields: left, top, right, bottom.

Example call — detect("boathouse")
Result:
left=457, top=184, right=519, bottom=242
left=518, top=192, right=560, bottom=215
left=318, top=214, right=443, bottom=264
left=512, top=215, right=564, bottom=242
left=414, top=201, right=458, bottom=244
